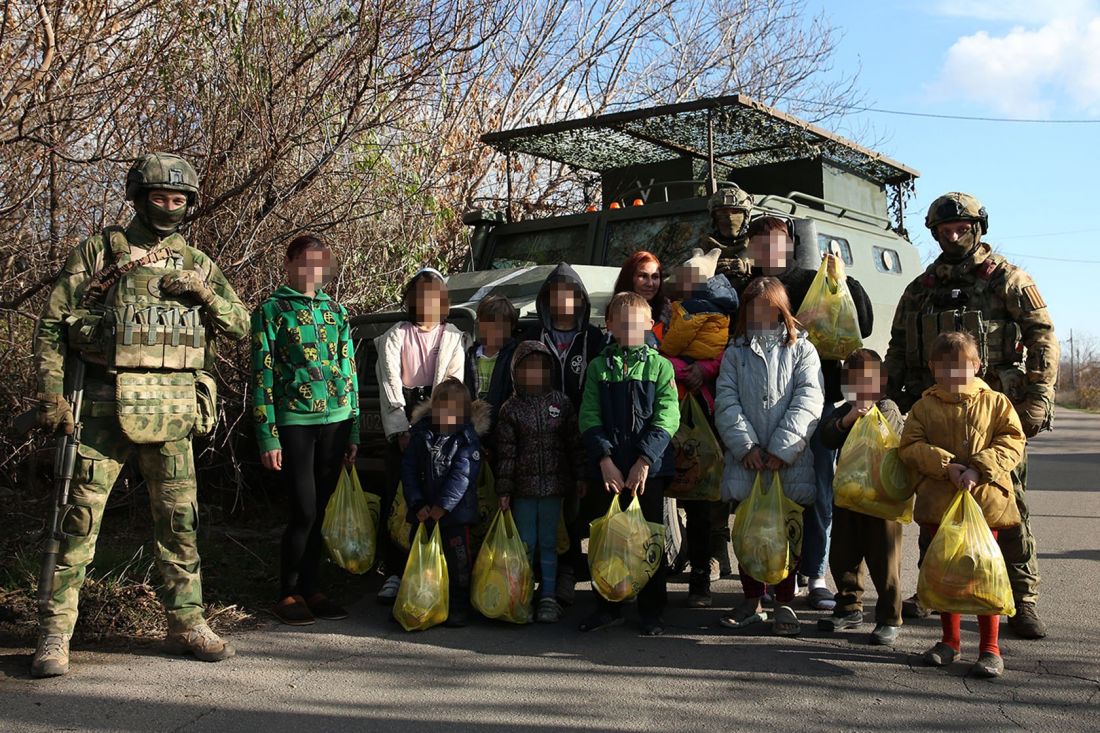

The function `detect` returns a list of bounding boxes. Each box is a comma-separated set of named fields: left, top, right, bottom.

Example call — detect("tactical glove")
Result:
left=161, top=270, right=217, bottom=307
left=1018, top=389, right=1053, bottom=438
left=37, top=393, right=74, bottom=435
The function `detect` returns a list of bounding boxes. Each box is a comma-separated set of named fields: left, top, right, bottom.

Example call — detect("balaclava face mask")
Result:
left=714, top=210, right=747, bottom=241
left=937, top=222, right=981, bottom=263
left=135, top=196, right=188, bottom=235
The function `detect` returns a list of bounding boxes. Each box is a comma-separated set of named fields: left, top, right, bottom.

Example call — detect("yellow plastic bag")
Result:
left=321, top=468, right=380, bottom=574
left=668, top=395, right=723, bottom=501
left=796, top=255, right=862, bottom=360
left=832, top=405, right=914, bottom=523
left=731, top=472, right=801, bottom=585
left=388, top=482, right=413, bottom=552
left=471, top=462, right=497, bottom=550
left=393, top=522, right=450, bottom=631
left=917, top=490, right=1015, bottom=617
left=588, top=494, right=665, bottom=602
left=471, top=509, right=534, bottom=624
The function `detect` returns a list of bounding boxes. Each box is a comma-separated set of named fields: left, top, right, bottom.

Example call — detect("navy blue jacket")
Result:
left=401, top=418, right=482, bottom=527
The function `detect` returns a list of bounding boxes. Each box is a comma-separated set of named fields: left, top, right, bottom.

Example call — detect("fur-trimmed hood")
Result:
left=409, top=396, right=493, bottom=436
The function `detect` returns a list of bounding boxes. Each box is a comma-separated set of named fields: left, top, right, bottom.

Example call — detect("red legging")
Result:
left=930, top=525, right=1001, bottom=656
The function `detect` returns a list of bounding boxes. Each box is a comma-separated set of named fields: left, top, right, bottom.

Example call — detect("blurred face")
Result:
left=713, top=208, right=746, bottom=239
left=549, top=281, right=578, bottom=324
left=432, top=395, right=464, bottom=431
left=147, top=189, right=188, bottom=211
left=930, top=352, right=980, bottom=393
left=632, top=262, right=661, bottom=302
left=607, top=305, right=652, bottom=348
left=745, top=296, right=781, bottom=332
left=478, top=317, right=511, bottom=351
left=415, top=281, right=446, bottom=326
left=516, top=355, right=551, bottom=394
left=675, top=264, right=707, bottom=297
left=842, top=364, right=884, bottom=404
left=286, top=247, right=332, bottom=294
left=748, top=229, right=792, bottom=272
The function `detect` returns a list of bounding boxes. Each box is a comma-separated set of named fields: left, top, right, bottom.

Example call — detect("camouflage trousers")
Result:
left=917, top=450, right=1040, bottom=603
left=39, top=415, right=205, bottom=635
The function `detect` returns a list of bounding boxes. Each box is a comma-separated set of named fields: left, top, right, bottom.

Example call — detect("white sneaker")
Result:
left=377, top=575, right=401, bottom=605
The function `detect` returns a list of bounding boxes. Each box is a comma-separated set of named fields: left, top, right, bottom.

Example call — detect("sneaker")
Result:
left=1007, top=601, right=1047, bottom=639
left=817, top=610, right=863, bottom=633
left=921, top=642, right=960, bottom=667
left=555, top=568, right=576, bottom=606
left=272, top=595, right=315, bottom=626
left=165, top=623, right=235, bottom=662
left=902, top=593, right=931, bottom=619
left=972, top=651, right=1005, bottom=678
left=377, top=575, right=401, bottom=605
left=709, top=558, right=721, bottom=583
left=869, top=623, right=901, bottom=646
left=30, top=632, right=71, bottom=678
left=536, top=597, right=563, bottom=624
left=304, top=593, right=348, bottom=621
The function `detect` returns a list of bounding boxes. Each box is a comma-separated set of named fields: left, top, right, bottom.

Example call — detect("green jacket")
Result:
left=251, top=286, right=360, bottom=452
left=34, top=218, right=248, bottom=395
left=579, top=342, right=680, bottom=478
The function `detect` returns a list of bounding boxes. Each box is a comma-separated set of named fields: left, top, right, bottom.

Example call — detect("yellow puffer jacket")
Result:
left=898, top=378, right=1026, bottom=529
left=660, top=276, right=738, bottom=360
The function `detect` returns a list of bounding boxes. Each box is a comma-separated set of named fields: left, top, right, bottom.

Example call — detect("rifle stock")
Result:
left=37, top=358, right=86, bottom=615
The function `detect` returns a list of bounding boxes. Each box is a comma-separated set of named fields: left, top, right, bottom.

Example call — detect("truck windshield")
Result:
left=488, top=226, right=588, bottom=269
left=604, top=211, right=711, bottom=269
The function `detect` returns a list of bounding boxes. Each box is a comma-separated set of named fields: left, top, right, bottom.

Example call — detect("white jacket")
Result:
left=374, top=321, right=466, bottom=438
left=714, top=327, right=824, bottom=505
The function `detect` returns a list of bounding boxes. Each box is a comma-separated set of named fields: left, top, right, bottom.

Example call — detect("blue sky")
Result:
left=799, top=0, right=1100, bottom=354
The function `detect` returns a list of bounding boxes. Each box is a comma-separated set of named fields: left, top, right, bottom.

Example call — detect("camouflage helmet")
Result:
left=925, top=192, right=988, bottom=234
left=708, top=185, right=754, bottom=214
left=125, top=153, right=199, bottom=205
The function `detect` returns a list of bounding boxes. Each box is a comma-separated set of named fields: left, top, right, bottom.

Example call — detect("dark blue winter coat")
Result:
left=401, top=417, right=482, bottom=527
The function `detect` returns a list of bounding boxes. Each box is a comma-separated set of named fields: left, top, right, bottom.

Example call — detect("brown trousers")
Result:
left=829, top=506, right=903, bottom=625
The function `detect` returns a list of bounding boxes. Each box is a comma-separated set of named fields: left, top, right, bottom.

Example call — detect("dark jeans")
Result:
left=278, top=420, right=353, bottom=599
left=587, top=476, right=670, bottom=620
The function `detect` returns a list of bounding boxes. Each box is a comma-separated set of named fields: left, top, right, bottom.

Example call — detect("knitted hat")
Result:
left=680, top=247, right=721, bottom=280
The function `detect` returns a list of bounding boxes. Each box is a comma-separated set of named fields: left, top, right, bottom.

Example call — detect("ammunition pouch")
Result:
left=907, top=309, right=1021, bottom=375
left=193, top=371, right=218, bottom=437
left=116, top=370, right=196, bottom=444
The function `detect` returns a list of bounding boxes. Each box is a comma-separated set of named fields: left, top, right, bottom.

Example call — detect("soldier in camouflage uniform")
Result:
left=30, top=153, right=249, bottom=677
left=884, top=192, right=1058, bottom=639
left=707, top=185, right=756, bottom=295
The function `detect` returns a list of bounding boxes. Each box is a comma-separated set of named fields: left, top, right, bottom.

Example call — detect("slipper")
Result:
left=773, top=605, right=801, bottom=636
left=807, top=587, right=836, bottom=611
left=719, top=609, right=769, bottom=630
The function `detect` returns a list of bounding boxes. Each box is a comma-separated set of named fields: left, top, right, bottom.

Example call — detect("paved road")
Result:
left=2, top=410, right=1098, bottom=732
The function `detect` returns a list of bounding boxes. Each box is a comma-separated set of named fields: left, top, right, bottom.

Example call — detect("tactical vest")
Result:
left=902, top=254, right=1027, bottom=401
left=68, top=228, right=208, bottom=371
left=66, top=228, right=217, bottom=443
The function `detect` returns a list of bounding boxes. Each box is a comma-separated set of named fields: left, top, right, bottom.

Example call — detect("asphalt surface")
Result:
left=2, top=410, right=1098, bottom=732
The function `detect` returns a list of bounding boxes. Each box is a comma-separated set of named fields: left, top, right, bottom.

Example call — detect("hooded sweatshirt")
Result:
left=251, top=286, right=360, bottom=453
left=494, top=341, right=581, bottom=499
left=898, top=378, right=1026, bottom=529
left=520, top=262, right=606, bottom=407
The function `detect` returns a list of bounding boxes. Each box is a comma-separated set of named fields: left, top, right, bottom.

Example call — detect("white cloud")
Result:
left=930, top=10, right=1100, bottom=116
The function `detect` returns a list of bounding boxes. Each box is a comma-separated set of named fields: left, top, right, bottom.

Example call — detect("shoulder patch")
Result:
left=1021, top=285, right=1047, bottom=311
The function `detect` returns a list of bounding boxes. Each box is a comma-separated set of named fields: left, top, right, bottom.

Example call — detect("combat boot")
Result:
left=165, top=622, right=236, bottom=662
left=31, top=632, right=71, bottom=678
left=1007, top=600, right=1047, bottom=639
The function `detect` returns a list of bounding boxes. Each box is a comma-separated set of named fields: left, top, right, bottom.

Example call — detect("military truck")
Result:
left=351, top=94, right=921, bottom=560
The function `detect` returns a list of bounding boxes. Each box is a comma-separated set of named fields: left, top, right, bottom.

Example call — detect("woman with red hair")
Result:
left=613, top=251, right=670, bottom=342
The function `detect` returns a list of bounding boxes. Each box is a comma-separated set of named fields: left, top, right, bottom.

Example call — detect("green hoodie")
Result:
left=251, top=286, right=360, bottom=453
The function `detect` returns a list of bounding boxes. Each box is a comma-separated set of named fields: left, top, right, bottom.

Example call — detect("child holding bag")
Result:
left=899, top=331, right=1025, bottom=678
left=401, top=378, right=488, bottom=627
left=714, top=277, right=824, bottom=636
left=374, top=268, right=466, bottom=604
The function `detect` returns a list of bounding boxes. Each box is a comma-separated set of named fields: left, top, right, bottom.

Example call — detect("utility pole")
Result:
left=1068, top=330, right=1075, bottom=389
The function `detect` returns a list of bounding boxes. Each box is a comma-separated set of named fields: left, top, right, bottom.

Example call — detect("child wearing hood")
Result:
left=521, top=262, right=605, bottom=605
left=494, top=341, right=583, bottom=623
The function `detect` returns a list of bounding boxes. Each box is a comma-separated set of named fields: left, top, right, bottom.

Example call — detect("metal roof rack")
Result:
left=481, top=93, right=919, bottom=188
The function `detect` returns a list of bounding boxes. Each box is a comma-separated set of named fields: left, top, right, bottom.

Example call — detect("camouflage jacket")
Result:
left=709, top=233, right=754, bottom=295
left=34, top=218, right=248, bottom=394
left=884, top=242, right=1058, bottom=435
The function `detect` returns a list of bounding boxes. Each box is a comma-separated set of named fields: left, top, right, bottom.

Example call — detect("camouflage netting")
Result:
left=483, top=94, right=918, bottom=186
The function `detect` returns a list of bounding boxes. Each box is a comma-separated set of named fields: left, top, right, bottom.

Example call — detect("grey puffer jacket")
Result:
left=714, top=326, right=825, bottom=505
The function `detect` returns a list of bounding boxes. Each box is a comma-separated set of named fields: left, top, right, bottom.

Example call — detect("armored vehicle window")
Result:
left=604, top=212, right=711, bottom=268
left=489, top=226, right=587, bottom=269
left=817, top=234, right=854, bottom=266
left=872, top=246, right=903, bottom=274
